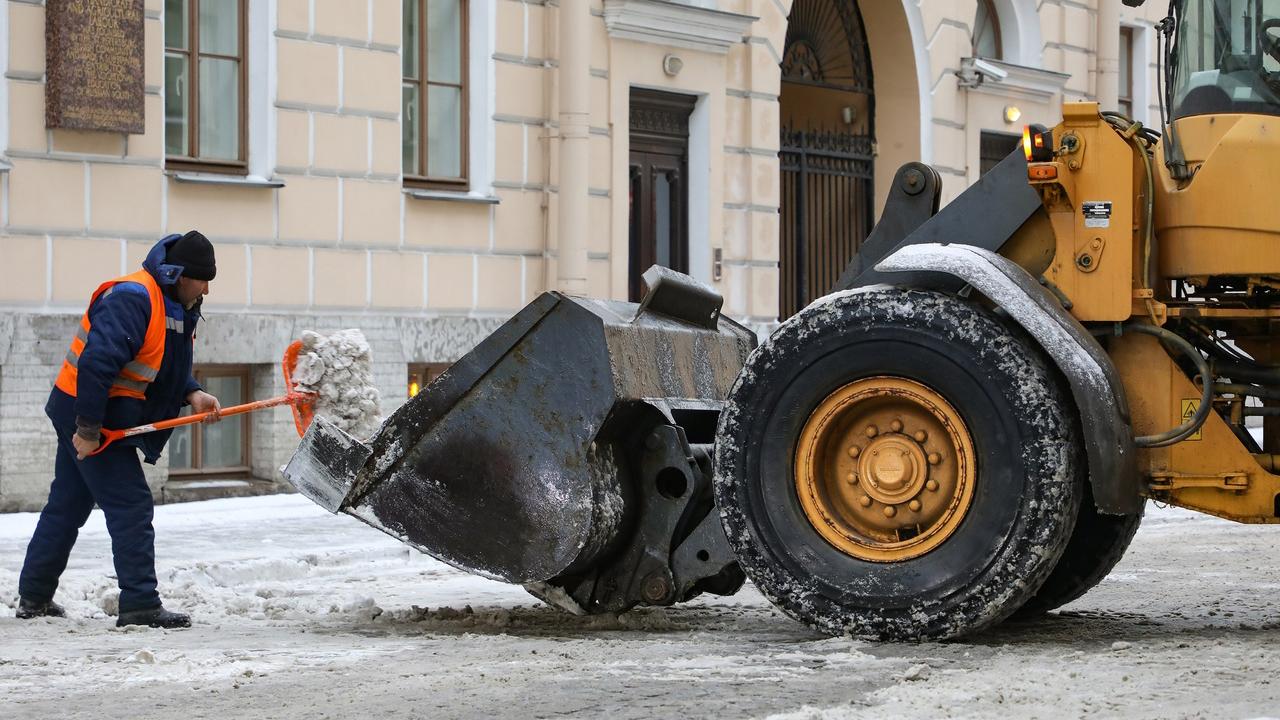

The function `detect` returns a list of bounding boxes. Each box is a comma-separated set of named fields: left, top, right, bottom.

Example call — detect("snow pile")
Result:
left=5, top=496, right=1280, bottom=717
left=291, top=329, right=381, bottom=439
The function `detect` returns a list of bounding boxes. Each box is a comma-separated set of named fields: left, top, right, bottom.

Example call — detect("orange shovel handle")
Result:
left=91, top=391, right=315, bottom=456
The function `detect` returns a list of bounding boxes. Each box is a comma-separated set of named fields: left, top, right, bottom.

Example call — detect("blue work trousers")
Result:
left=18, top=423, right=160, bottom=613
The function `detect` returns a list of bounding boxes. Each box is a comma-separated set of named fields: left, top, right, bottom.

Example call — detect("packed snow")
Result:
left=3, top=494, right=1280, bottom=719
left=291, top=329, right=381, bottom=439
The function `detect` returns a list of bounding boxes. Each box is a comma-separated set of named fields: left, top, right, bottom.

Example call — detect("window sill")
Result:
left=160, top=476, right=283, bottom=504
left=168, top=171, right=285, bottom=188
left=404, top=188, right=500, bottom=205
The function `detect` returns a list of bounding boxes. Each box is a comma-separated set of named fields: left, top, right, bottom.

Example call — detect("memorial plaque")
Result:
left=45, top=0, right=145, bottom=133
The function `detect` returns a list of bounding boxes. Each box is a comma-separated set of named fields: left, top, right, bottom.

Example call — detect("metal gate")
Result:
left=779, top=128, right=875, bottom=319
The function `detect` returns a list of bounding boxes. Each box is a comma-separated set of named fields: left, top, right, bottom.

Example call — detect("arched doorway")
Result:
left=778, top=0, right=875, bottom=319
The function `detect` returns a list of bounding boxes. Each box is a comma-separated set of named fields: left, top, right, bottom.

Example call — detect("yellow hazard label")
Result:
left=1181, top=399, right=1202, bottom=440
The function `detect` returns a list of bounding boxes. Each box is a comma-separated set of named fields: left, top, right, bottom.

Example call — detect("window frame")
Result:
left=403, top=0, right=470, bottom=190
left=168, top=364, right=252, bottom=477
left=164, top=0, right=250, bottom=175
left=973, top=0, right=1003, bottom=60
left=1119, top=25, right=1135, bottom=118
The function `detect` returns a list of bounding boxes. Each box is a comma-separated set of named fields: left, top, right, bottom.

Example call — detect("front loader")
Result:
left=286, top=0, right=1280, bottom=639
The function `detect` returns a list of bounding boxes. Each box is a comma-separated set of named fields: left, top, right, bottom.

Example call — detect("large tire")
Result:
left=1012, top=484, right=1144, bottom=618
left=714, top=288, right=1084, bottom=640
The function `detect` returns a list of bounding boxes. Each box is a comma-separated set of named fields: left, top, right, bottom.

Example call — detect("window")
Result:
left=403, top=0, right=469, bottom=188
left=974, top=0, right=1002, bottom=60
left=170, top=366, right=250, bottom=475
left=979, top=131, right=1022, bottom=176
left=165, top=0, right=247, bottom=172
left=1119, top=26, right=1135, bottom=118
left=408, top=363, right=451, bottom=397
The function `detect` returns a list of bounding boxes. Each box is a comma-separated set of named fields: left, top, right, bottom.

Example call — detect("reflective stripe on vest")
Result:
left=53, top=269, right=168, bottom=401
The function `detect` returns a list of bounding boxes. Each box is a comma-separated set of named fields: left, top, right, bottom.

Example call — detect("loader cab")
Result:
left=1171, top=0, right=1280, bottom=118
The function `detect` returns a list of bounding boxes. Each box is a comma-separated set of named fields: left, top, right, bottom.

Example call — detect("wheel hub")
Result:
left=860, top=435, right=927, bottom=503
left=794, top=376, right=976, bottom=562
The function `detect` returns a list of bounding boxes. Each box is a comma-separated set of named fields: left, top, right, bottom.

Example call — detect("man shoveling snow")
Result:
left=16, top=268, right=382, bottom=628
left=18, top=232, right=221, bottom=629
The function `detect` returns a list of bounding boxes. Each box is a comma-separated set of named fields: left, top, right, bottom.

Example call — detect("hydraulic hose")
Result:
left=1214, top=360, right=1280, bottom=386
left=1213, top=383, right=1280, bottom=402
left=1101, top=112, right=1157, bottom=290
left=1116, top=323, right=1214, bottom=447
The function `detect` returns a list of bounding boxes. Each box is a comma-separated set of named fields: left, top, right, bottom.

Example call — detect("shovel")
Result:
left=89, top=340, right=316, bottom=456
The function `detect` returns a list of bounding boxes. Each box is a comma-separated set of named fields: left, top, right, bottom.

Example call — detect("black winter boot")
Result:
left=116, top=605, right=191, bottom=629
left=16, top=597, right=67, bottom=619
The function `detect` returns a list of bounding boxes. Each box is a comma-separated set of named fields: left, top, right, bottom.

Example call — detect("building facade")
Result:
left=0, top=0, right=1169, bottom=510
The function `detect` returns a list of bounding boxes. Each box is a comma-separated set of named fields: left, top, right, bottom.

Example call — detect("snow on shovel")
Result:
left=90, top=329, right=381, bottom=456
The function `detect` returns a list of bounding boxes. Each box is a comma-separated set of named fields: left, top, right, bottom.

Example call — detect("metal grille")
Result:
left=782, top=0, right=872, bottom=92
left=779, top=129, right=875, bottom=319
left=979, top=130, right=1021, bottom=176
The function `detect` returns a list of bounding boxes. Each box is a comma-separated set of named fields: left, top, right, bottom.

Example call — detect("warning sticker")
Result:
left=1181, top=399, right=1203, bottom=441
left=1083, top=201, right=1112, bottom=229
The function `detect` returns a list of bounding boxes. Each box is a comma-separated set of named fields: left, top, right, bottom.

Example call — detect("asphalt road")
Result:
left=2, top=496, right=1279, bottom=720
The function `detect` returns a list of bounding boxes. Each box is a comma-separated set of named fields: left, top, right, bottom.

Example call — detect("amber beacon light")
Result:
left=1022, top=123, right=1054, bottom=162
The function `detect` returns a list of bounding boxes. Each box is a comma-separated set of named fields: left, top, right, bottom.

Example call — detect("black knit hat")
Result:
left=167, top=230, right=217, bottom=281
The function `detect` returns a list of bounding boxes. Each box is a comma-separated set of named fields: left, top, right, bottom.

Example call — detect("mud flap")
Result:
left=872, top=243, right=1141, bottom=514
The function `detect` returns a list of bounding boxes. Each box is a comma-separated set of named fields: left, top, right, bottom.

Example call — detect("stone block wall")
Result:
left=0, top=309, right=507, bottom=511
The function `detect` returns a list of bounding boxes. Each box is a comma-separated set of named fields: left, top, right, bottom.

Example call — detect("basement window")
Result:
left=408, top=363, right=451, bottom=398
left=169, top=365, right=251, bottom=476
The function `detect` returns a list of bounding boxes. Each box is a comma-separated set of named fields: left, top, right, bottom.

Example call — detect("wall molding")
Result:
left=602, top=0, right=756, bottom=55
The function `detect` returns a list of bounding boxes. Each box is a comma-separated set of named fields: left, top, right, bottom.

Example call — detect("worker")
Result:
left=15, top=231, right=222, bottom=629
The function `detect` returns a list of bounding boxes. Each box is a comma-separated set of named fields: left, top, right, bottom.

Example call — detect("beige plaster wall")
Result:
left=0, top=0, right=1174, bottom=325
left=0, top=0, right=521, bottom=317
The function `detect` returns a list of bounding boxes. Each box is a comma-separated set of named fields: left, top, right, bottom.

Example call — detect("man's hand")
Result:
left=72, top=433, right=101, bottom=460
left=187, top=390, right=222, bottom=423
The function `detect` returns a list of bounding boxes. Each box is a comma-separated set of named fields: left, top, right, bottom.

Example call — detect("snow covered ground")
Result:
left=2, top=494, right=1280, bottom=719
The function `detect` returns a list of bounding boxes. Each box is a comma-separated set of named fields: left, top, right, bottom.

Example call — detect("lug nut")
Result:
left=859, top=495, right=872, bottom=508
left=914, top=430, right=928, bottom=443
left=890, top=419, right=903, bottom=432
left=883, top=506, right=896, bottom=518
left=909, top=500, right=921, bottom=512
left=848, top=445, right=861, bottom=458
left=927, top=453, right=941, bottom=465
left=865, top=425, right=878, bottom=438
left=846, top=472, right=857, bottom=484
left=926, top=480, right=939, bottom=492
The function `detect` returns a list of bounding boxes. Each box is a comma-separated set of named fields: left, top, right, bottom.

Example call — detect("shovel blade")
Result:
left=283, top=416, right=371, bottom=513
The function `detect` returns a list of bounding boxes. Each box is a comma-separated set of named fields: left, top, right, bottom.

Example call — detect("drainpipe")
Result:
left=556, top=0, right=590, bottom=295
left=1096, top=0, right=1120, bottom=111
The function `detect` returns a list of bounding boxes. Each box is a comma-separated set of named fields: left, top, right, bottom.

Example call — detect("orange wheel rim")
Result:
left=794, top=376, right=976, bottom=562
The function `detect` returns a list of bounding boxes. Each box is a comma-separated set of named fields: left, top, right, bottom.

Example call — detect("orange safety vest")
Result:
left=54, top=269, right=168, bottom=400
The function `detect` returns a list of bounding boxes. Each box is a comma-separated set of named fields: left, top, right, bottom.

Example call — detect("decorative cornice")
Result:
left=631, top=106, right=689, bottom=136
left=603, top=0, right=757, bottom=56
left=960, top=58, right=1072, bottom=103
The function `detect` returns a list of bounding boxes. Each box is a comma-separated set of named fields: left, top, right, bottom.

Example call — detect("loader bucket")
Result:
left=284, top=267, right=756, bottom=587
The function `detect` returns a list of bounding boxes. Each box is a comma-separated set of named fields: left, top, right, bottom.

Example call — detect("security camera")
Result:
left=969, top=58, right=1008, bottom=82
left=957, top=57, right=1008, bottom=88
